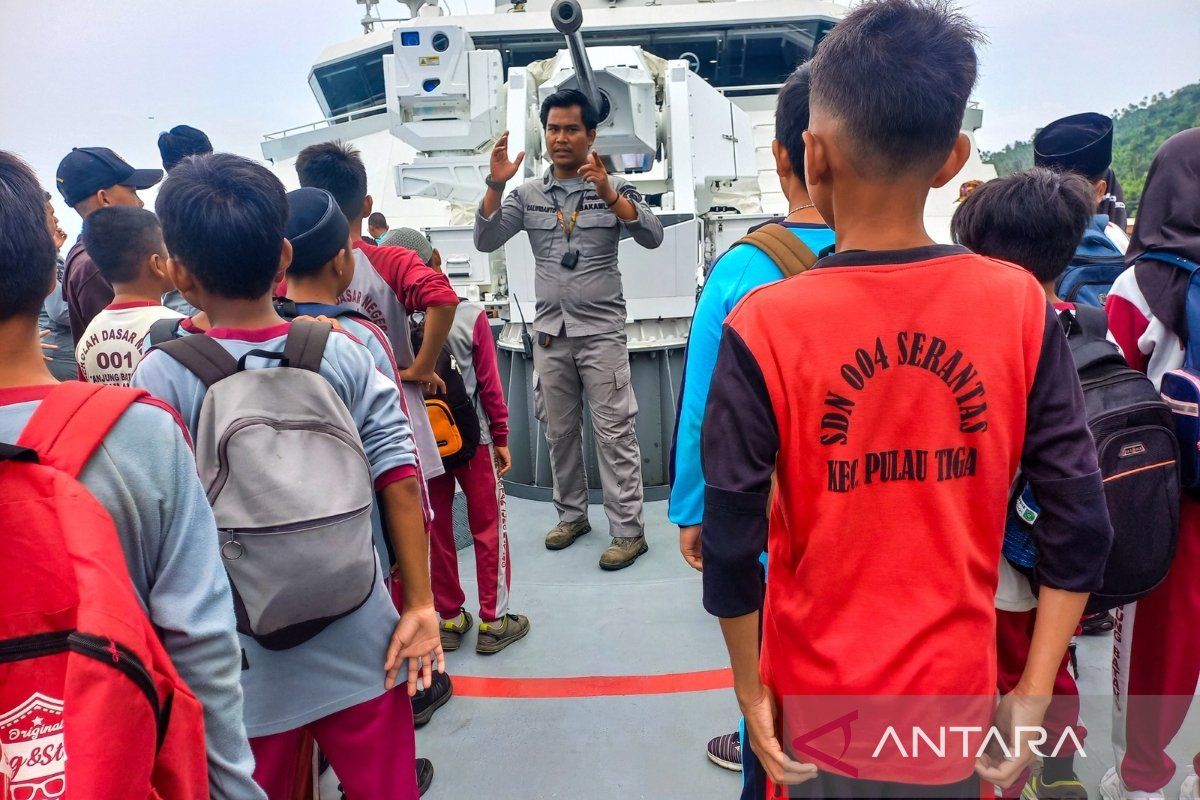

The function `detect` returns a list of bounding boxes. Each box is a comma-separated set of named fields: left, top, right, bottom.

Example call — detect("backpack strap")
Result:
left=736, top=223, right=818, bottom=278
left=0, top=443, right=38, bottom=463
left=16, top=382, right=144, bottom=478
left=1135, top=252, right=1200, bottom=367
left=274, top=298, right=300, bottom=319
left=156, top=335, right=240, bottom=388
left=283, top=319, right=333, bottom=373
left=145, top=316, right=184, bottom=347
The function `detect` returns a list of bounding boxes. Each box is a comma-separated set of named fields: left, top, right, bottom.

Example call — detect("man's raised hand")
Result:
left=579, top=150, right=616, bottom=204
left=489, top=131, right=526, bottom=184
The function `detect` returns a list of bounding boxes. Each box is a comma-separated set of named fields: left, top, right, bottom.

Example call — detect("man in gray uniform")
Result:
left=475, top=88, right=664, bottom=571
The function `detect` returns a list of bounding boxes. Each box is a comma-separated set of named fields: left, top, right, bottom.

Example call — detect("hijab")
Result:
left=1129, top=128, right=1200, bottom=340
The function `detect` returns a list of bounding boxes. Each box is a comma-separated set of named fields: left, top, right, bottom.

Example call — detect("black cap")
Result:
left=285, top=188, right=351, bottom=274
left=1033, top=113, right=1113, bottom=179
left=56, top=147, right=163, bottom=207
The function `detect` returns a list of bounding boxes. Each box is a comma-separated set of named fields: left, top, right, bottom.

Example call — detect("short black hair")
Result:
left=82, top=206, right=164, bottom=284
left=0, top=151, right=57, bottom=321
left=809, top=0, right=983, bottom=175
left=155, top=153, right=288, bottom=300
left=367, top=212, right=388, bottom=229
left=775, top=63, right=813, bottom=186
left=296, top=141, right=368, bottom=220
left=158, top=125, right=214, bottom=171
left=951, top=168, right=1095, bottom=284
left=540, top=89, right=599, bottom=131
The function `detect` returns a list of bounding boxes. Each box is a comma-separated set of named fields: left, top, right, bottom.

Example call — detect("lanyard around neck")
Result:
left=551, top=189, right=580, bottom=241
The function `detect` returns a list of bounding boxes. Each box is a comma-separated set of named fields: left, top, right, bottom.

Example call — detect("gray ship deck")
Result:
left=333, top=495, right=1199, bottom=799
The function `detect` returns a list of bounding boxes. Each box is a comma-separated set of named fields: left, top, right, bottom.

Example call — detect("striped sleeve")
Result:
left=1106, top=266, right=1152, bottom=375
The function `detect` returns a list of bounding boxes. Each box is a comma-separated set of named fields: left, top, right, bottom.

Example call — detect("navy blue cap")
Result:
left=1034, top=113, right=1114, bottom=179
left=285, top=188, right=351, bottom=275
left=55, top=147, right=163, bottom=207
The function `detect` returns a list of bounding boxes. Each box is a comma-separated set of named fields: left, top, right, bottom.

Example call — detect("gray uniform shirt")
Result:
left=474, top=168, right=664, bottom=336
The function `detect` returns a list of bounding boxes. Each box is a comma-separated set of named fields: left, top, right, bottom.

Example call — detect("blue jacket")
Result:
left=668, top=223, right=835, bottom=526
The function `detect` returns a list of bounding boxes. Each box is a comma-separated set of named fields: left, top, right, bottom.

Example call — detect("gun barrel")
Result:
left=551, top=0, right=603, bottom=118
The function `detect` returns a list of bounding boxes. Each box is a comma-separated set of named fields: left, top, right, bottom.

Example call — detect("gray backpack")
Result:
left=157, top=320, right=377, bottom=650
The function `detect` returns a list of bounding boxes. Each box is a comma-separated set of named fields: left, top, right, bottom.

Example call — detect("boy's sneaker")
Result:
left=412, top=670, right=453, bottom=728
left=1022, top=772, right=1087, bottom=800
left=417, top=758, right=434, bottom=796
left=599, top=535, right=648, bottom=570
left=1099, top=766, right=1165, bottom=800
left=475, top=613, right=531, bottom=654
left=706, top=731, right=742, bottom=772
left=1180, top=771, right=1199, bottom=800
left=546, top=519, right=591, bottom=550
left=439, top=609, right=473, bottom=651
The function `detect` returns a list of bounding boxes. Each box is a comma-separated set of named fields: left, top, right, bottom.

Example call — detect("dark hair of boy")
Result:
left=155, top=153, right=288, bottom=300
left=82, top=206, right=165, bottom=285
left=808, top=0, right=983, bottom=175
left=296, top=141, right=368, bottom=220
left=774, top=64, right=813, bottom=182
left=367, top=212, right=388, bottom=230
left=0, top=151, right=57, bottom=321
left=951, top=168, right=1095, bottom=284
left=540, top=88, right=599, bottom=131
left=158, top=125, right=214, bottom=172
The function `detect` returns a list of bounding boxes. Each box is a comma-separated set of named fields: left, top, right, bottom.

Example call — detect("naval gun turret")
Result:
left=380, top=1, right=759, bottom=497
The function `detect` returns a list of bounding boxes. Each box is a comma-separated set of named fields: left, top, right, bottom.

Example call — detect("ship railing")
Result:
left=263, top=103, right=390, bottom=141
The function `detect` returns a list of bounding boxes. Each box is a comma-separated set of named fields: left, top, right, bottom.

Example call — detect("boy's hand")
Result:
left=398, top=366, right=446, bottom=395
left=679, top=525, right=702, bottom=571
left=739, top=683, right=818, bottom=786
left=493, top=445, right=512, bottom=476
left=38, top=328, right=57, bottom=362
left=384, top=604, right=445, bottom=696
left=975, top=690, right=1051, bottom=788
left=579, top=151, right=617, bottom=205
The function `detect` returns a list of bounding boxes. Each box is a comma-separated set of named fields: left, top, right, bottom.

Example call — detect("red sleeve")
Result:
left=356, top=241, right=459, bottom=313
left=471, top=310, right=509, bottom=446
left=374, top=464, right=419, bottom=491
left=1106, top=294, right=1151, bottom=375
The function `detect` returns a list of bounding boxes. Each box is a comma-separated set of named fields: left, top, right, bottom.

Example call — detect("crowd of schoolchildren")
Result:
left=2, top=124, right=522, bottom=798
left=2, top=0, right=1199, bottom=798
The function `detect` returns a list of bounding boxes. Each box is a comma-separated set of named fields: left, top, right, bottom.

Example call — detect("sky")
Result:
left=1, top=0, right=1196, bottom=240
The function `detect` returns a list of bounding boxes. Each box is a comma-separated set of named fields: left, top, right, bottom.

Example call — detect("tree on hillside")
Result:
left=983, top=81, right=1200, bottom=215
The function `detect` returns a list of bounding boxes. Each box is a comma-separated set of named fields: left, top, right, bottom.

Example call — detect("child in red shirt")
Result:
left=700, top=3, right=1112, bottom=798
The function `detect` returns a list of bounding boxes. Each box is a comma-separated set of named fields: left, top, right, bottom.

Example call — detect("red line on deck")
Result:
left=448, top=668, right=734, bottom=698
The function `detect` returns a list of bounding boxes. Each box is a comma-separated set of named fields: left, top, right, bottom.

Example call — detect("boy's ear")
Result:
left=333, top=248, right=348, bottom=276
left=360, top=195, right=373, bottom=221
left=276, top=239, right=293, bottom=286
left=772, top=140, right=794, bottom=182
left=930, top=133, right=972, bottom=190
left=1093, top=178, right=1108, bottom=204
left=803, top=130, right=830, bottom=190
left=148, top=252, right=169, bottom=281
left=165, top=257, right=194, bottom=295
left=430, top=248, right=443, bottom=271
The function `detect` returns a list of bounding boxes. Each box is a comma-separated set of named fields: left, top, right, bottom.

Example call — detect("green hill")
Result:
left=982, top=81, right=1200, bottom=216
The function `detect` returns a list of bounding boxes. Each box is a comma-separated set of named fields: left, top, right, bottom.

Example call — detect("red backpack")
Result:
left=0, top=382, right=210, bottom=799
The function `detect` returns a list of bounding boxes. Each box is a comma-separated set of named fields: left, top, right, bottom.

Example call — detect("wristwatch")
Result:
left=485, top=175, right=507, bottom=193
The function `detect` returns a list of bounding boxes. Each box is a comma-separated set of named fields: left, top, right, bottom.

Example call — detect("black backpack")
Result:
left=1005, top=306, right=1180, bottom=612
left=410, top=313, right=480, bottom=472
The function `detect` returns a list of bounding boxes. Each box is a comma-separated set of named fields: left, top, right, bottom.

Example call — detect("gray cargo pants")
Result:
left=532, top=329, right=645, bottom=539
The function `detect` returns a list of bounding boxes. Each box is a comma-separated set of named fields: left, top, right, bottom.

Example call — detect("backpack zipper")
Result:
left=0, top=629, right=166, bottom=748
left=218, top=504, right=372, bottom=560
left=207, top=417, right=369, bottom=503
